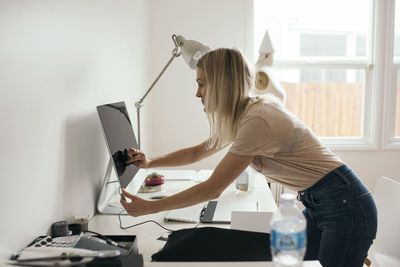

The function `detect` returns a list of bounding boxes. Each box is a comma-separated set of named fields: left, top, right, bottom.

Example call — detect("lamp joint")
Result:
left=135, top=101, right=143, bottom=109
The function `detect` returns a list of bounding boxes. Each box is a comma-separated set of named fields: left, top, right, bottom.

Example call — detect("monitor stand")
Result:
left=97, top=158, right=126, bottom=214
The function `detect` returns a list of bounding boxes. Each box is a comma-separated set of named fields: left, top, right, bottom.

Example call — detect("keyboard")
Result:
left=32, top=235, right=81, bottom=248
left=164, top=203, right=206, bottom=223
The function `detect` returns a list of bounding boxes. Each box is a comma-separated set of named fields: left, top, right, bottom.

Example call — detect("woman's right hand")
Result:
left=126, top=148, right=151, bottom=168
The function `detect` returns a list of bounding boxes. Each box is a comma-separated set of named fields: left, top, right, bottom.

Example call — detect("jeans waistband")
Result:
left=298, top=164, right=355, bottom=195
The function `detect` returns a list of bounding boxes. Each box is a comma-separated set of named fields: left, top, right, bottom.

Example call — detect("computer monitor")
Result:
left=96, top=101, right=146, bottom=214
left=97, top=101, right=140, bottom=188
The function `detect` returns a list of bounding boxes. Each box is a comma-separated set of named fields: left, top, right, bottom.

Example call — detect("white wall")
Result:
left=146, top=0, right=400, bottom=191
left=0, top=0, right=149, bottom=260
left=146, top=0, right=251, bottom=170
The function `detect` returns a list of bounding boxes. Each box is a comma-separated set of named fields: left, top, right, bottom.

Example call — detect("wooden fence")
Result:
left=281, top=82, right=400, bottom=137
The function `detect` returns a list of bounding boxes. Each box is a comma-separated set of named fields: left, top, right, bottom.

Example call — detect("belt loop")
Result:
left=334, top=168, right=350, bottom=185
left=297, top=191, right=305, bottom=201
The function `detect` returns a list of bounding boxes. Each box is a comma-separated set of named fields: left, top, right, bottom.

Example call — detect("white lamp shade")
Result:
left=176, top=35, right=210, bottom=69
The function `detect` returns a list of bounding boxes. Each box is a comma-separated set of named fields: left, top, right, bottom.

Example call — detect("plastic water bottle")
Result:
left=235, top=169, right=254, bottom=192
left=235, top=170, right=250, bottom=191
left=270, top=193, right=307, bottom=267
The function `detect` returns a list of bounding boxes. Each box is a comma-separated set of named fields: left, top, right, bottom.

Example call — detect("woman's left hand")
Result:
left=120, top=189, right=155, bottom=217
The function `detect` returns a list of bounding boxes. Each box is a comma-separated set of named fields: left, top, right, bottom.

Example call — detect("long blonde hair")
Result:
left=197, top=48, right=255, bottom=149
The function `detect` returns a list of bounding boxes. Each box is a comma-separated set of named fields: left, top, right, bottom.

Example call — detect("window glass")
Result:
left=253, top=0, right=370, bottom=61
left=395, top=0, right=400, bottom=60
left=300, top=70, right=347, bottom=83
left=356, top=36, right=367, bottom=57
left=395, top=1, right=400, bottom=137
left=300, top=34, right=347, bottom=57
left=276, top=69, right=364, bottom=137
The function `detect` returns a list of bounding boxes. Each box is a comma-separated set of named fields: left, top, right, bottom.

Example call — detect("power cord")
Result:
left=117, top=187, right=175, bottom=232
left=83, top=230, right=126, bottom=249
left=118, top=211, right=175, bottom=232
left=117, top=189, right=202, bottom=232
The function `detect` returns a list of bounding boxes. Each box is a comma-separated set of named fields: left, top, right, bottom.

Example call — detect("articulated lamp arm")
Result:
left=135, top=35, right=183, bottom=148
left=134, top=34, right=210, bottom=149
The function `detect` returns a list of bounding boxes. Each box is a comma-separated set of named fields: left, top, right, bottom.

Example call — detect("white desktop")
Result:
left=90, top=169, right=321, bottom=266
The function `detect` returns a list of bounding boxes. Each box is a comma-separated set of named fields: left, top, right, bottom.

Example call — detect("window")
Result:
left=396, top=71, right=400, bottom=137
left=394, top=0, right=400, bottom=139
left=252, top=0, right=400, bottom=149
left=381, top=0, right=400, bottom=147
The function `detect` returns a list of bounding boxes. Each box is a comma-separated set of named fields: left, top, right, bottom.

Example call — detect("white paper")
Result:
left=231, top=211, right=273, bottom=233
left=155, top=170, right=196, bottom=181
left=212, top=200, right=258, bottom=223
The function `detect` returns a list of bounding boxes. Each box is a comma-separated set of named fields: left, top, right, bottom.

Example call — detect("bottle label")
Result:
left=235, top=171, right=249, bottom=191
left=271, top=230, right=306, bottom=250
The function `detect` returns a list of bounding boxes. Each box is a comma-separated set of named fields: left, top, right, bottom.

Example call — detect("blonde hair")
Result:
left=197, top=48, right=256, bottom=149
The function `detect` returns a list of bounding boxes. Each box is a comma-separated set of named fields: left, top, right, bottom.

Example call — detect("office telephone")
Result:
left=33, top=235, right=81, bottom=248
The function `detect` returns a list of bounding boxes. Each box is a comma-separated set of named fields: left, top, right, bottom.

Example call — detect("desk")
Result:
left=90, top=170, right=321, bottom=266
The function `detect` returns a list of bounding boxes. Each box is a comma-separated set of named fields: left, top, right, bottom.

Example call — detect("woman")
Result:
left=121, top=48, right=377, bottom=267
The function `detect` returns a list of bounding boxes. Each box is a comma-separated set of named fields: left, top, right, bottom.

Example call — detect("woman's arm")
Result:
left=127, top=139, right=225, bottom=168
left=120, top=152, right=254, bottom=217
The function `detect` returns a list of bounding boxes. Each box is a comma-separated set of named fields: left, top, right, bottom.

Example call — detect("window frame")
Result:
left=382, top=0, right=400, bottom=149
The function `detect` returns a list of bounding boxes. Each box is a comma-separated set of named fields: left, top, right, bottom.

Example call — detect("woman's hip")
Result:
left=297, top=165, right=377, bottom=238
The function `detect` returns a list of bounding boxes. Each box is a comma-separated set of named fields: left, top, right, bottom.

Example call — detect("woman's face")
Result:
left=196, top=68, right=207, bottom=106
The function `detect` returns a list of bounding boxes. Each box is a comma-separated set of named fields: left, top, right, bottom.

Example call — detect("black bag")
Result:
left=86, top=254, right=143, bottom=267
left=152, top=227, right=272, bottom=261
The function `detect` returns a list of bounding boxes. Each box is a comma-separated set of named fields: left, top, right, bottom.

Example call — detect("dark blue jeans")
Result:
left=297, top=165, right=377, bottom=267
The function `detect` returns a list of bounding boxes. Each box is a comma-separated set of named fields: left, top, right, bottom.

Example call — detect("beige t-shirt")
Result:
left=229, top=99, right=344, bottom=191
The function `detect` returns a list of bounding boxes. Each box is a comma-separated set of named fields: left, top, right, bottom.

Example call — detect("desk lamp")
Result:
left=135, top=34, right=210, bottom=148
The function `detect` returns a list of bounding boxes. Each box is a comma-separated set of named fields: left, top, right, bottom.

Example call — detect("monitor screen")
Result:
left=97, top=101, right=140, bottom=189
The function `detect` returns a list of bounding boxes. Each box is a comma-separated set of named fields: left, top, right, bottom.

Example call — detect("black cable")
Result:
left=117, top=197, right=203, bottom=232
left=83, top=230, right=126, bottom=249
left=117, top=188, right=173, bottom=231
left=84, top=230, right=113, bottom=241
left=118, top=211, right=175, bottom=232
